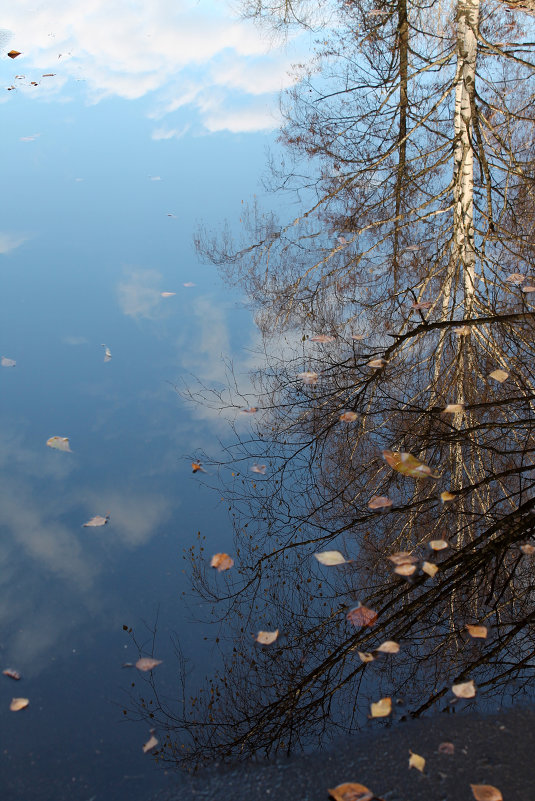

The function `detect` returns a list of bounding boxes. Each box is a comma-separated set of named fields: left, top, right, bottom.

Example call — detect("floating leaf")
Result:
left=297, top=371, right=319, bottom=385
left=443, top=403, right=464, bottom=413
left=328, top=783, right=374, bottom=801
left=10, top=697, right=29, bottom=711
left=42, top=73, right=56, bottom=77
left=466, top=624, right=488, bottom=639
left=520, top=543, right=535, bottom=555
left=3, top=668, right=21, bottom=680
left=383, top=450, right=437, bottom=478
left=255, top=630, right=279, bottom=645
left=429, top=539, right=448, bottom=551
left=160, top=291, right=176, bottom=297
left=1, top=356, right=16, bottom=367
left=191, top=462, right=206, bottom=473
left=368, top=495, right=393, bottom=510
left=521, top=284, right=535, bottom=293
left=101, top=344, right=112, bottom=362
left=438, top=742, right=455, bottom=755
left=452, top=679, right=476, bottom=698
left=388, top=552, right=418, bottom=566
left=376, top=640, right=400, bottom=654
left=411, top=301, right=432, bottom=310
left=251, top=464, right=266, bottom=474
left=340, top=411, right=358, bottom=422
left=422, top=561, right=439, bottom=577
left=183, top=282, right=196, bottom=287
left=210, top=553, right=234, bottom=572
left=489, top=369, right=508, bottom=383
left=367, top=357, right=387, bottom=368
left=7, top=50, right=21, bottom=58
left=142, top=735, right=158, bottom=753
left=441, top=491, right=456, bottom=502
left=370, top=697, right=391, bottom=717
left=135, top=657, right=162, bottom=672
left=453, top=325, right=471, bottom=335
left=409, top=751, right=425, bottom=772
left=314, top=550, right=347, bottom=566
left=351, top=334, right=366, bottom=340
left=357, top=651, right=375, bottom=663
left=394, top=563, right=417, bottom=576
left=505, top=272, right=525, bottom=284
left=83, top=515, right=109, bottom=528
left=347, top=604, right=378, bottom=627
left=46, top=436, right=72, bottom=453
left=310, top=334, right=335, bottom=342
left=241, top=407, right=258, bottom=414
left=470, top=785, right=503, bottom=801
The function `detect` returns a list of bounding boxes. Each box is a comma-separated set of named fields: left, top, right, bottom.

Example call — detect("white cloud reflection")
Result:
left=0, top=232, right=28, bottom=254
left=1, top=0, right=303, bottom=133
left=117, top=267, right=163, bottom=319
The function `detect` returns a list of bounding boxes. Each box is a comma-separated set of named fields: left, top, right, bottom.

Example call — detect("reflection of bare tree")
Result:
left=128, top=0, right=535, bottom=770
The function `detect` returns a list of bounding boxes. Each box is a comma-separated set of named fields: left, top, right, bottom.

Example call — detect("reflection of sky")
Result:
left=0, top=2, right=296, bottom=797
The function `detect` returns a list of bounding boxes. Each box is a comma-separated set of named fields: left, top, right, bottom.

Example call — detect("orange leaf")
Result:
left=255, top=630, right=279, bottom=645
left=470, top=785, right=503, bottom=801
left=210, top=553, right=234, bottom=572
left=328, top=783, right=374, bottom=801
left=340, top=411, right=358, bottom=422
left=466, top=624, right=488, bottom=639
left=7, top=50, right=21, bottom=59
left=368, top=495, right=392, bottom=509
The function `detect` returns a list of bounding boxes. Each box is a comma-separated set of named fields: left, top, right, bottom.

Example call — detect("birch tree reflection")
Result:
left=129, top=0, right=535, bottom=769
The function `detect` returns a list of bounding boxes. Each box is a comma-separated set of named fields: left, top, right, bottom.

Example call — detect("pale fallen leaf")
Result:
left=395, top=563, right=417, bottom=576
left=444, top=403, right=464, bottom=413
left=3, top=668, right=21, bottom=680
left=314, top=550, right=347, bottom=566
left=470, top=785, right=503, bottom=801
left=46, top=436, right=72, bottom=453
left=429, top=539, right=448, bottom=551
left=101, top=344, right=112, bottom=362
left=357, top=651, right=375, bottom=663
left=240, top=407, right=258, bottom=414
left=422, top=561, right=439, bottom=577
left=505, top=272, right=525, bottom=284
left=1, top=356, right=16, bottom=367
left=340, top=411, right=358, bottom=422
left=368, top=495, right=393, bottom=510
left=142, top=734, right=158, bottom=753
left=376, top=640, right=400, bottom=654
left=441, top=491, right=456, bottom=502
left=310, top=334, right=335, bottom=342
left=388, top=552, right=418, bottom=565
left=438, top=741, right=455, bottom=755
left=347, top=604, right=378, bottom=627
left=520, top=543, right=535, bottom=555
left=328, top=783, right=374, bottom=801
left=135, top=657, right=162, bottom=672
left=351, top=334, right=366, bottom=340
left=452, top=679, right=476, bottom=698
left=368, top=357, right=387, bottom=368
left=255, top=630, right=279, bottom=645
left=83, top=515, right=109, bottom=528
left=489, top=369, right=508, bottom=383
left=298, top=371, right=319, bottom=385
left=210, top=553, right=234, bottom=571
left=251, top=464, right=266, bottom=474
left=383, top=450, right=437, bottom=478
left=10, top=697, right=29, bottom=711
left=370, top=697, right=392, bottom=717
left=409, top=751, right=425, bottom=772
left=453, top=325, right=471, bottom=335
left=521, top=284, right=535, bottom=293
left=466, top=624, right=488, bottom=639
left=411, top=301, right=432, bottom=310
left=160, top=291, right=176, bottom=297
left=183, top=282, right=196, bottom=287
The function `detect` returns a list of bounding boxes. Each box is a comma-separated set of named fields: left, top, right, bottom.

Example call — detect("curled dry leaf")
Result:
left=370, top=697, right=392, bottom=718
left=310, top=334, right=335, bottom=342
left=3, top=668, right=21, bottom=680
left=160, top=291, right=176, bottom=297
left=452, top=679, right=476, bottom=698
left=1, top=356, right=16, bottom=367
left=520, top=543, right=535, bottom=555
left=250, top=464, right=267, bottom=474
left=358, top=651, right=375, bottom=663
left=368, top=495, right=392, bottom=510
left=441, top=491, right=456, bottom=502
left=438, top=742, right=455, bottom=755
left=376, top=640, right=400, bottom=654
left=255, top=630, right=279, bottom=645
left=340, top=411, right=358, bottom=422
left=297, top=371, right=319, bottom=385
left=328, top=783, right=374, bottom=801
left=8, top=50, right=21, bottom=58
left=46, top=436, right=72, bottom=452
left=83, top=515, right=109, bottom=528
left=388, top=552, right=418, bottom=566
left=382, top=450, right=437, bottom=478
left=135, top=657, right=162, bottom=672
left=10, top=697, right=29, bottom=711
left=429, top=539, right=448, bottom=551
left=314, top=550, right=347, bottom=566
left=210, top=553, right=234, bottom=572
left=409, top=751, right=425, bottom=772
left=394, top=563, right=417, bottom=577
left=444, top=403, right=464, bottom=413
left=489, top=369, right=508, bottom=383
left=367, top=358, right=387, bottom=368
left=347, top=604, right=378, bottom=627
left=142, top=734, right=158, bottom=753
left=466, top=624, right=488, bottom=639
left=422, top=561, right=439, bottom=577
left=470, top=785, right=503, bottom=801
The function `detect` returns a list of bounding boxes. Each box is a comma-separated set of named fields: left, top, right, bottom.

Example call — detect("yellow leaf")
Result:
left=370, top=697, right=392, bottom=718
left=452, top=679, right=476, bottom=698
left=255, top=630, right=279, bottom=645
left=382, top=450, right=437, bottom=478
left=328, top=783, right=374, bottom=801
left=422, top=561, right=439, bottom=577
left=470, top=785, right=503, bottom=801
left=314, top=550, right=347, bottom=566
left=441, top=491, right=456, bottom=502
left=466, top=624, right=488, bottom=639
left=409, top=751, right=425, bottom=772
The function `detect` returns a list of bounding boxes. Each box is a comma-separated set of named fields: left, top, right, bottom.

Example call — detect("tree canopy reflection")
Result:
left=128, top=0, right=535, bottom=770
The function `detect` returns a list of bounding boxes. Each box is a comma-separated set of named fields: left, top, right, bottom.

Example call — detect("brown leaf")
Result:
left=411, top=301, right=432, bottom=310
left=347, top=604, right=378, bottom=627
left=368, top=358, right=387, bottom=368
left=10, top=697, right=29, bottom=711
left=438, top=742, right=455, bottom=755
left=368, top=495, right=393, bottom=510
left=328, top=783, right=374, bottom=801
left=409, top=751, right=425, bottom=772
left=340, top=411, right=358, bottom=422
left=3, top=668, right=21, bottom=680
left=310, top=334, right=335, bottom=342
left=135, top=657, right=162, bottom=672
left=505, top=272, right=525, bottom=284
left=210, top=553, right=234, bottom=572
left=191, top=462, right=206, bottom=473
left=370, top=697, right=392, bottom=717
left=452, top=679, right=476, bottom=698
left=255, top=630, right=279, bottom=645
left=466, top=624, right=488, bottom=639
left=470, top=785, right=503, bottom=801
left=7, top=50, right=21, bottom=58
left=83, top=515, right=109, bottom=528
left=142, top=734, right=158, bottom=753
left=441, top=491, right=456, bottom=502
